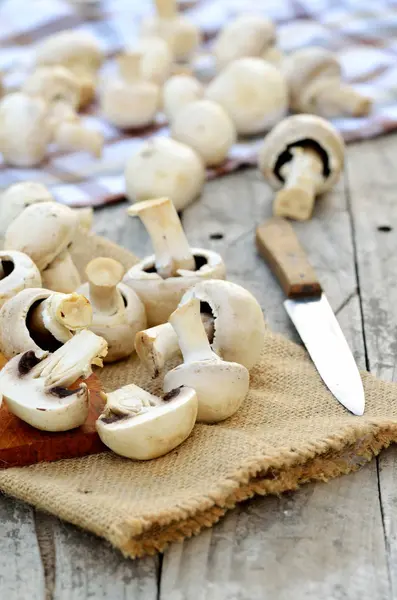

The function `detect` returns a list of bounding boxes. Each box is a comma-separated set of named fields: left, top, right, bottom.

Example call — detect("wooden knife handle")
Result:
left=256, top=217, right=322, bottom=299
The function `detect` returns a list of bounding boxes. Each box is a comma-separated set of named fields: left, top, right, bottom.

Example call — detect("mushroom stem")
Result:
left=85, top=257, right=125, bottom=316
left=117, top=52, right=142, bottom=84
left=54, top=121, right=103, bottom=158
left=155, top=0, right=177, bottom=19
left=128, top=197, right=195, bottom=278
left=42, top=250, right=81, bottom=294
left=169, top=298, right=217, bottom=364
left=275, top=147, right=323, bottom=221
left=310, top=79, right=372, bottom=117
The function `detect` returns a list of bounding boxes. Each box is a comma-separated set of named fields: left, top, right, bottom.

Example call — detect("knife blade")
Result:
left=256, top=216, right=365, bottom=416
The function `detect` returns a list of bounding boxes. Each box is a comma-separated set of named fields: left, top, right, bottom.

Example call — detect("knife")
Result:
left=256, top=216, right=365, bottom=416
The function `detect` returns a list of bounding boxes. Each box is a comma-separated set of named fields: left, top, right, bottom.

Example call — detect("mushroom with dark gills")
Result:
left=123, top=197, right=226, bottom=326
left=258, top=114, right=345, bottom=221
left=0, top=251, right=42, bottom=309
left=0, top=330, right=107, bottom=431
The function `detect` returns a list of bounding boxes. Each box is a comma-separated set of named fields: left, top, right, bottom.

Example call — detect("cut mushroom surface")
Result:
left=0, top=251, right=42, bottom=308
left=96, top=384, right=198, bottom=460
left=0, top=329, right=107, bottom=431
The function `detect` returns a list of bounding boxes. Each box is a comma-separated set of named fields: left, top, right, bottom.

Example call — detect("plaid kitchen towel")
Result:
left=1, top=0, right=397, bottom=207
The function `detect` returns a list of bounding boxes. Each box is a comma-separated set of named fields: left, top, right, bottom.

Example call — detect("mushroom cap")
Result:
left=5, top=202, right=79, bottom=270
left=0, top=181, right=54, bottom=240
left=77, top=281, right=147, bottom=362
left=171, top=99, right=236, bottom=167
left=22, top=66, right=80, bottom=109
left=0, top=93, right=51, bottom=167
left=123, top=247, right=226, bottom=326
left=35, top=30, right=104, bottom=71
left=258, top=114, right=345, bottom=193
left=141, top=14, right=200, bottom=61
left=137, top=37, right=173, bottom=85
left=205, top=57, right=288, bottom=135
left=96, top=384, right=198, bottom=460
left=162, top=74, right=204, bottom=122
left=164, top=359, right=249, bottom=423
left=124, top=137, right=205, bottom=212
left=100, top=78, right=160, bottom=129
left=181, top=280, right=266, bottom=370
left=0, top=251, right=42, bottom=309
left=213, top=14, right=276, bottom=70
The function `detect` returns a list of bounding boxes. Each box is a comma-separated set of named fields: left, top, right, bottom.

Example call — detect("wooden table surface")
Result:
left=2, top=132, right=397, bottom=600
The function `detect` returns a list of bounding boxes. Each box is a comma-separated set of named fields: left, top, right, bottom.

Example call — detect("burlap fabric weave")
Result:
left=0, top=234, right=396, bottom=559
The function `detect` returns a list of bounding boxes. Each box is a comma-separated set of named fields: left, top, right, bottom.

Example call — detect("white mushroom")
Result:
left=0, top=251, right=42, bottom=308
left=284, top=47, right=372, bottom=118
left=0, top=329, right=107, bottom=431
left=124, top=137, right=205, bottom=211
left=135, top=36, right=173, bottom=85
left=96, top=383, right=197, bottom=460
left=206, top=57, right=288, bottom=135
left=123, top=197, right=226, bottom=326
left=213, top=14, right=282, bottom=70
left=50, top=101, right=103, bottom=158
left=77, top=257, right=146, bottom=362
left=5, top=202, right=82, bottom=293
left=22, top=65, right=80, bottom=109
left=141, top=0, right=200, bottom=62
left=0, top=181, right=54, bottom=240
left=164, top=298, right=249, bottom=423
left=258, top=114, right=345, bottom=221
left=100, top=51, right=160, bottom=129
left=136, top=279, right=265, bottom=377
left=162, top=74, right=204, bottom=121
left=171, top=99, right=236, bottom=167
left=0, top=287, right=93, bottom=359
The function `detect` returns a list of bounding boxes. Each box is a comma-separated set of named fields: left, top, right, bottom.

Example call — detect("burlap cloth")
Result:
left=1, top=233, right=397, bottom=559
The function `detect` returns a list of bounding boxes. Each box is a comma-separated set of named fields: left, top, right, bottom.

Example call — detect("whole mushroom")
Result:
left=5, top=202, right=82, bottom=292
left=0, top=181, right=54, bottom=240
left=162, top=74, right=204, bottom=121
left=284, top=47, right=372, bottom=118
left=0, top=251, right=42, bottom=308
left=163, top=298, right=249, bottom=423
left=258, top=114, right=345, bottom=221
left=77, top=257, right=146, bottom=362
left=22, top=66, right=80, bottom=109
left=206, top=57, right=288, bottom=135
left=135, top=36, right=173, bottom=85
left=50, top=101, right=103, bottom=158
left=0, top=329, right=107, bottom=431
left=135, top=279, right=266, bottom=377
left=96, top=384, right=198, bottom=460
left=123, top=197, right=226, bottom=326
left=124, top=137, right=205, bottom=211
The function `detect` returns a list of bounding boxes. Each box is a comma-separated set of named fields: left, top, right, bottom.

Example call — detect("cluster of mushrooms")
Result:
left=0, top=186, right=266, bottom=460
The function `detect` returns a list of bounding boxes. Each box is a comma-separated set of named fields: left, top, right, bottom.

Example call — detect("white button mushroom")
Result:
left=0, top=251, right=42, bottom=309
left=0, top=287, right=93, bottom=359
left=135, top=36, right=173, bottom=85
left=123, top=197, right=226, bottom=326
left=162, top=74, right=204, bottom=121
left=284, top=47, right=372, bottom=118
left=100, top=51, right=160, bottom=129
left=135, top=279, right=266, bottom=377
left=50, top=101, right=103, bottom=158
left=141, top=0, right=200, bottom=63
left=0, top=329, right=107, bottom=431
left=77, top=257, right=146, bottom=363
left=124, top=137, right=205, bottom=211
left=163, top=298, right=249, bottom=423
left=171, top=99, right=236, bottom=167
left=0, top=181, right=54, bottom=240
left=96, top=384, right=198, bottom=460
left=5, top=202, right=82, bottom=293
left=22, top=66, right=80, bottom=109
left=258, top=114, right=345, bottom=221
left=205, top=57, right=288, bottom=135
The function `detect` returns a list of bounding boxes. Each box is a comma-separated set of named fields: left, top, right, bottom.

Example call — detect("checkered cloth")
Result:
left=1, top=0, right=397, bottom=207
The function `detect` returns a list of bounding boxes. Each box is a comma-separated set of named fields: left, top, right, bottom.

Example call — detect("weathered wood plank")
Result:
left=160, top=167, right=389, bottom=599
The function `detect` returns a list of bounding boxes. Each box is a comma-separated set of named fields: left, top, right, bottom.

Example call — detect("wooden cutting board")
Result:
left=0, top=353, right=106, bottom=468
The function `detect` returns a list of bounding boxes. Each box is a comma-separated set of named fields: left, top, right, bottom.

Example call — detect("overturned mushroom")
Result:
left=258, top=114, right=345, bottom=221
left=5, top=202, right=82, bottom=293
left=0, top=329, right=107, bottom=431
left=162, top=74, right=204, bottom=121
left=123, top=197, right=225, bottom=326
left=164, top=298, right=249, bottom=423
left=124, top=137, right=205, bottom=211
left=0, top=251, right=42, bottom=309
left=50, top=101, right=103, bottom=158
left=206, top=57, right=288, bottom=135
left=0, top=287, right=92, bottom=359
left=284, top=47, right=371, bottom=118
left=96, top=384, right=197, bottom=460
left=22, top=65, right=80, bottom=109
left=135, top=279, right=265, bottom=377
left=77, top=257, right=146, bottom=362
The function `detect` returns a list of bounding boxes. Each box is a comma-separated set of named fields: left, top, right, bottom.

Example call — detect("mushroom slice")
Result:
left=0, top=251, right=42, bottom=309
left=0, top=330, right=108, bottom=431
left=258, top=114, right=345, bottom=221
left=96, top=384, right=198, bottom=460
left=77, top=257, right=146, bottom=363
left=164, top=298, right=249, bottom=423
